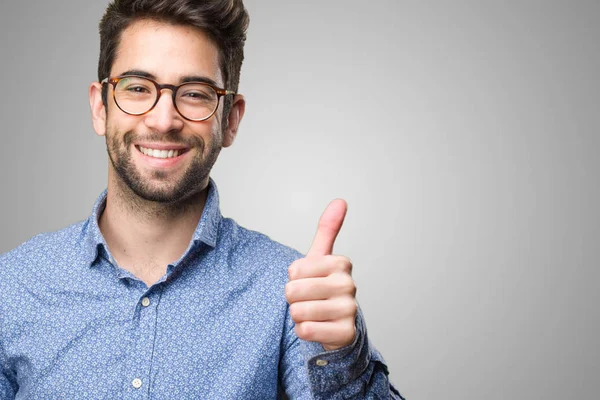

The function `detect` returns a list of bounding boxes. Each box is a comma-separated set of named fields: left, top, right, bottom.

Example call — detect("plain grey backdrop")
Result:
left=1, top=1, right=599, bottom=399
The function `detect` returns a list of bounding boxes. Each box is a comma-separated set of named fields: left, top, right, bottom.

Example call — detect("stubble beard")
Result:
left=105, top=126, right=222, bottom=205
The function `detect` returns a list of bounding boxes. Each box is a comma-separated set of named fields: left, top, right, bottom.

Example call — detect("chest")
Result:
left=2, top=272, right=288, bottom=399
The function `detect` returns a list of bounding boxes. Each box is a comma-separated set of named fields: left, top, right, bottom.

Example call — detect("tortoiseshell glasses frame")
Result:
left=101, top=75, right=236, bottom=122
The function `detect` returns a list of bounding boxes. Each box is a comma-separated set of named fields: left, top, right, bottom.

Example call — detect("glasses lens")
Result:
left=114, top=76, right=157, bottom=115
left=176, top=83, right=219, bottom=121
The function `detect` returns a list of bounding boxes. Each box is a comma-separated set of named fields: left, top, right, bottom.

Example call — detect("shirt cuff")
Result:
left=301, top=307, right=371, bottom=395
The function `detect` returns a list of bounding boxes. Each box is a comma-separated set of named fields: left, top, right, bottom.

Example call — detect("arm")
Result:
left=0, top=341, right=17, bottom=399
left=280, top=304, right=404, bottom=399
left=0, top=277, right=17, bottom=399
left=0, top=373, right=17, bottom=400
left=301, top=308, right=404, bottom=399
left=282, top=200, right=405, bottom=398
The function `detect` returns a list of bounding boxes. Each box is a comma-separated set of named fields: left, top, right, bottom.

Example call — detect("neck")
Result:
left=98, top=174, right=209, bottom=284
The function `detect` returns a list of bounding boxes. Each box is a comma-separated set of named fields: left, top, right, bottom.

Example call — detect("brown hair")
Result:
left=98, top=0, right=249, bottom=118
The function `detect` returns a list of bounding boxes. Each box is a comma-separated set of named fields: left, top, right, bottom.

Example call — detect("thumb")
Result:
left=307, top=199, right=348, bottom=257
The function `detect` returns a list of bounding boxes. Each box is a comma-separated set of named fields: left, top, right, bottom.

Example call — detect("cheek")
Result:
left=208, top=122, right=224, bottom=148
left=211, top=108, right=225, bottom=138
left=194, top=127, right=220, bottom=154
left=196, top=114, right=223, bottom=144
left=106, top=113, right=139, bottom=138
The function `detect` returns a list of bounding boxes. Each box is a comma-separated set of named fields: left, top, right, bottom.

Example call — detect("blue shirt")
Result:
left=0, top=180, right=403, bottom=399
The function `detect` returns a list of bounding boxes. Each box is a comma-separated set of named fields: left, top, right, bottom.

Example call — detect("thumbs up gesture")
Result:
left=285, top=199, right=358, bottom=351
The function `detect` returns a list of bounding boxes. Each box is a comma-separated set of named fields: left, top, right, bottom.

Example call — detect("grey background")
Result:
left=1, top=1, right=599, bottom=399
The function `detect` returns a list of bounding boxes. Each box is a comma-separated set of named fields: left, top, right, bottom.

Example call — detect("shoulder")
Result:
left=0, top=220, right=89, bottom=279
left=222, top=217, right=303, bottom=258
left=218, top=217, right=304, bottom=275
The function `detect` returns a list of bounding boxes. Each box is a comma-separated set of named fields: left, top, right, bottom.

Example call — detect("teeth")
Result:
left=138, top=146, right=181, bottom=159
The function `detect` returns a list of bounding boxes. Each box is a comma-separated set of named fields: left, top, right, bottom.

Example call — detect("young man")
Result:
left=0, top=1, right=404, bottom=398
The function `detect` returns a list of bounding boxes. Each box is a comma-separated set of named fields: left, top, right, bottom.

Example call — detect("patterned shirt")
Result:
left=0, top=179, right=403, bottom=399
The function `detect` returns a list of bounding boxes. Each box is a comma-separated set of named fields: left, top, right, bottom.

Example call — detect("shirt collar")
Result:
left=80, top=178, right=222, bottom=268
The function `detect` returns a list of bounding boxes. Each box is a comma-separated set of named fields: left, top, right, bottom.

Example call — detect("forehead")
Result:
left=111, top=19, right=223, bottom=85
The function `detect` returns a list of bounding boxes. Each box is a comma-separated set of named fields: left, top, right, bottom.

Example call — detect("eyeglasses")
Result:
left=101, top=75, right=235, bottom=121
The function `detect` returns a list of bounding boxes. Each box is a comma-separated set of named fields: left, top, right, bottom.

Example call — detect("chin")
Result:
left=127, top=175, right=208, bottom=204
left=130, top=185, right=190, bottom=204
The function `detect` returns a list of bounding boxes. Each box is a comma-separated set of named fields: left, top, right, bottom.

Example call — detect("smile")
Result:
left=136, top=145, right=188, bottom=159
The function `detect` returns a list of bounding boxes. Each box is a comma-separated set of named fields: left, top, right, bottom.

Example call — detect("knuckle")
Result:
left=331, top=255, right=352, bottom=274
left=327, top=273, right=347, bottom=294
left=326, top=274, right=341, bottom=291
left=341, top=297, right=357, bottom=315
left=334, top=256, right=352, bottom=271
left=331, top=273, right=355, bottom=295
left=345, top=324, right=357, bottom=342
left=345, top=276, right=357, bottom=296
left=336, top=297, right=357, bottom=318
left=340, top=255, right=352, bottom=269
left=347, top=319, right=357, bottom=335
left=344, top=258, right=353, bottom=275
left=349, top=299, right=358, bottom=316
left=331, top=255, right=347, bottom=271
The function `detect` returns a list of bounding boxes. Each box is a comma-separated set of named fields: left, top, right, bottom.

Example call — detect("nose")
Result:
left=143, top=89, right=185, bottom=133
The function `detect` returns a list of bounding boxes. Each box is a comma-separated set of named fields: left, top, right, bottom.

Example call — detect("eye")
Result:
left=126, top=85, right=151, bottom=93
left=181, top=91, right=211, bottom=100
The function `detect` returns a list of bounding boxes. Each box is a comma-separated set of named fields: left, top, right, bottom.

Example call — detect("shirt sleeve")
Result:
left=0, top=374, right=17, bottom=400
left=0, top=288, right=17, bottom=399
left=280, top=304, right=405, bottom=399
left=0, top=347, right=17, bottom=399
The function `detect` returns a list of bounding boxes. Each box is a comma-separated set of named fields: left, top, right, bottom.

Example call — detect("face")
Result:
left=89, top=19, right=244, bottom=204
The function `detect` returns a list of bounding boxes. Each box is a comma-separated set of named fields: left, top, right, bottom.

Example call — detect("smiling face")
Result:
left=89, top=19, right=244, bottom=204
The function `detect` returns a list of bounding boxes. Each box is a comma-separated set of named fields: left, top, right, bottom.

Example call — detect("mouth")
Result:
left=135, top=145, right=191, bottom=159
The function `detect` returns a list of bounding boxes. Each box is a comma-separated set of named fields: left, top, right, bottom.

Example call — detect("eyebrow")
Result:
left=117, top=69, right=220, bottom=87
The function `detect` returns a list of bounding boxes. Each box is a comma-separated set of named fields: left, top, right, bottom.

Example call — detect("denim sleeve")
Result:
left=280, top=303, right=405, bottom=399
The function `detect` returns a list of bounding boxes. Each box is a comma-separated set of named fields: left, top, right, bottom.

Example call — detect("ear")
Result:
left=222, top=94, right=246, bottom=148
left=89, top=82, right=107, bottom=136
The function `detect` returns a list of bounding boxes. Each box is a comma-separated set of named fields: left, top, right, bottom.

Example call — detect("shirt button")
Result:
left=132, top=378, right=142, bottom=389
left=315, top=359, right=329, bottom=367
left=141, top=297, right=151, bottom=307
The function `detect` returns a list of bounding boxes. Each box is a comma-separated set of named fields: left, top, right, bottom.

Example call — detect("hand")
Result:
left=285, top=199, right=358, bottom=351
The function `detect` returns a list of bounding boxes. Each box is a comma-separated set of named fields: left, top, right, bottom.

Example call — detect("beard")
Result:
left=105, top=126, right=222, bottom=204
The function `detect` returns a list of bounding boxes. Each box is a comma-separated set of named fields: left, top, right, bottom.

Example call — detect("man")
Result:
left=0, top=0, right=403, bottom=398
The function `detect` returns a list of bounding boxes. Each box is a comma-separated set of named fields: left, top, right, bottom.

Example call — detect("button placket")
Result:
left=126, top=289, right=161, bottom=395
